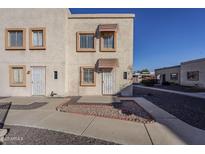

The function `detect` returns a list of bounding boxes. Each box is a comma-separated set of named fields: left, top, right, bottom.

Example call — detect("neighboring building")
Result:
left=0, top=9, right=134, bottom=97
left=155, top=58, right=205, bottom=88
left=155, top=65, right=181, bottom=84
left=133, top=71, right=155, bottom=83
left=181, top=58, right=205, bottom=88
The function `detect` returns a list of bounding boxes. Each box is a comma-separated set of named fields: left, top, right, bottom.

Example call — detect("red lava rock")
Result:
left=57, top=100, right=155, bottom=123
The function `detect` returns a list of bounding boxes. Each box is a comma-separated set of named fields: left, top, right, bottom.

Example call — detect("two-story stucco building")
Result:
left=0, top=9, right=134, bottom=97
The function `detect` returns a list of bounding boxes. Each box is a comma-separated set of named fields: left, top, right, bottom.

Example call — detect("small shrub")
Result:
left=141, top=79, right=156, bottom=86
left=162, top=81, right=170, bottom=86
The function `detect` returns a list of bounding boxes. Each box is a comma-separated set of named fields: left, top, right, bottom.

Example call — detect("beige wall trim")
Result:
left=76, top=32, right=96, bottom=52
left=80, top=66, right=96, bottom=86
left=5, top=28, right=26, bottom=50
left=100, top=31, right=117, bottom=52
left=9, top=65, right=26, bottom=87
left=29, top=27, right=46, bottom=50
left=68, top=14, right=135, bottom=19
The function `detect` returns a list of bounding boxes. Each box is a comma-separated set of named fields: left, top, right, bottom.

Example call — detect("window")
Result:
left=29, top=28, right=46, bottom=50
left=77, top=32, right=95, bottom=52
left=9, top=65, right=26, bottom=87
left=123, top=72, right=128, bottom=79
left=100, top=31, right=117, bottom=52
left=5, top=28, right=26, bottom=50
left=80, top=67, right=96, bottom=86
left=187, top=71, right=199, bottom=81
left=170, top=73, right=178, bottom=80
left=54, top=71, right=58, bottom=79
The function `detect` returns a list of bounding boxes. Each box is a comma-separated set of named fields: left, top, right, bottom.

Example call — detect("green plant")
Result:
left=141, top=79, right=156, bottom=86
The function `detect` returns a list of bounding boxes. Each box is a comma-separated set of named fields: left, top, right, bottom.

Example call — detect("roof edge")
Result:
left=68, top=14, right=135, bottom=19
left=155, top=65, right=181, bottom=71
left=181, top=57, right=205, bottom=65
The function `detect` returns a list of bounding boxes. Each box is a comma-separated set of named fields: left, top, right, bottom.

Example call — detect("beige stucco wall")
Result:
left=181, top=60, right=205, bottom=88
left=0, top=9, right=68, bottom=96
left=66, top=15, right=134, bottom=96
left=0, top=9, right=134, bottom=97
left=155, top=66, right=181, bottom=84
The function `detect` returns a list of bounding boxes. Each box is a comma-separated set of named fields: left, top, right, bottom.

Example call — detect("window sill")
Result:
left=80, top=83, right=96, bottom=87
left=77, top=48, right=96, bottom=52
left=30, top=46, right=46, bottom=50
left=100, top=48, right=116, bottom=52
left=6, top=47, right=26, bottom=50
left=10, top=84, right=26, bottom=87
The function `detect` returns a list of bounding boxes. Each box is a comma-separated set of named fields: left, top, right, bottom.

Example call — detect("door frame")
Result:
left=31, top=66, right=46, bottom=96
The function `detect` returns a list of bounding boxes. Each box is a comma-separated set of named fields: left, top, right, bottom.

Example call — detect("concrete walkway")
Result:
left=1, top=96, right=204, bottom=144
left=134, top=85, right=205, bottom=99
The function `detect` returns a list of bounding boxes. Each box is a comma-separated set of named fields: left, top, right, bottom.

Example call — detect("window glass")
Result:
left=13, top=67, right=23, bottom=83
left=17, top=31, right=23, bottom=46
left=170, top=73, right=178, bottom=80
left=54, top=71, right=58, bottom=79
left=80, top=34, right=94, bottom=48
left=33, top=31, right=43, bottom=47
left=123, top=72, right=128, bottom=79
left=103, top=33, right=114, bottom=48
left=187, top=71, right=199, bottom=81
left=9, top=31, right=23, bottom=47
left=83, top=68, right=94, bottom=84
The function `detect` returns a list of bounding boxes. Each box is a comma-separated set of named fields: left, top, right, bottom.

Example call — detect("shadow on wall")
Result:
left=118, top=84, right=133, bottom=97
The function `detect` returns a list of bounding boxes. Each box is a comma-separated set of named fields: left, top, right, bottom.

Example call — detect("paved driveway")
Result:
left=0, top=96, right=187, bottom=144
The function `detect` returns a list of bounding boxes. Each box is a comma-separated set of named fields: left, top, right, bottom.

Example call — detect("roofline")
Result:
left=181, top=57, right=205, bottom=65
left=68, top=14, right=135, bottom=19
left=155, top=65, right=180, bottom=71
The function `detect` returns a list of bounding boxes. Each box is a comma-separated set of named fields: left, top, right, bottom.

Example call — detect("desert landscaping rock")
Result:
left=57, top=100, right=155, bottom=123
left=3, top=125, right=118, bottom=145
left=133, top=86, right=205, bottom=130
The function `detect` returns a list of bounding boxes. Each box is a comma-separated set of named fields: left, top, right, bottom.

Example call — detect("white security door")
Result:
left=31, top=66, right=46, bottom=95
left=102, top=70, right=115, bottom=95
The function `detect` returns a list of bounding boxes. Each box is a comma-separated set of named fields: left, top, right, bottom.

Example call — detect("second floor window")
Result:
left=103, top=32, right=114, bottom=48
left=77, top=32, right=96, bottom=52
left=100, top=31, right=117, bottom=52
left=29, top=28, right=46, bottom=50
left=5, top=28, right=26, bottom=50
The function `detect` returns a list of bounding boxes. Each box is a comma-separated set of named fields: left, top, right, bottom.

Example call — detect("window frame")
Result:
left=170, top=73, right=178, bottom=81
left=5, top=28, right=26, bottom=50
left=9, top=65, right=26, bottom=87
left=76, top=32, right=96, bottom=52
left=80, top=66, right=96, bottom=86
left=187, top=71, right=199, bottom=81
left=100, top=31, right=117, bottom=52
left=29, top=28, right=46, bottom=50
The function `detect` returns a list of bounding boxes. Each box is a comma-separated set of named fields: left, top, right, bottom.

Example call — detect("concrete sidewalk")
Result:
left=0, top=96, right=188, bottom=145
left=134, top=85, right=205, bottom=99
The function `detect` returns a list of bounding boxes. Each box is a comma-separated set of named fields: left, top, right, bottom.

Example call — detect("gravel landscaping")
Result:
left=2, top=125, right=118, bottom=145
left=133, top=86, right=205, bottom=130
left=57, top=100, right=155, bottom=123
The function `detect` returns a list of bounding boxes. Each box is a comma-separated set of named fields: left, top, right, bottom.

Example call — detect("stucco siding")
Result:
left=67, top=17, right=134, bottom=96
left=181, top=60, right=205, bottom=88
left=0, top=9, right=134, bottom=97
left=155, top=66, right=181, bottom=84
left=0, top=9, right=68, bottom=96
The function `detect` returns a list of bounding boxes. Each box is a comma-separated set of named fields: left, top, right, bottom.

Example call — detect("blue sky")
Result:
left=70, top=8, right=205, bottom=71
